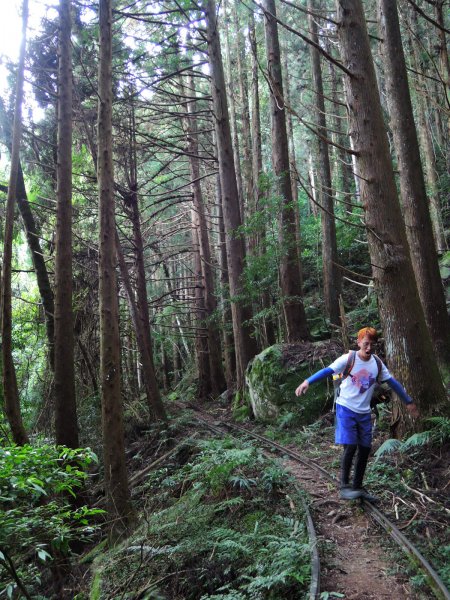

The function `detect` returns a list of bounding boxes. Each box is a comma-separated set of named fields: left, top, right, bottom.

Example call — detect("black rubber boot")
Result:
left=340, top=444, right=357, bottom=486
left=352, top=445, right=371, bottom=489
left=340, top=445, right=361, bottom=499
left=352, top=446, right=379, bottom=502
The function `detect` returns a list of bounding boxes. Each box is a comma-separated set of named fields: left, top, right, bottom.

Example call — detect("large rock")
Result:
left=245, top=340, right=343, bottom=423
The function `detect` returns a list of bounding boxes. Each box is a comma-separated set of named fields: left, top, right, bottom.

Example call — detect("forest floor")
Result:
left=196, top=402, right=450, bottom=599
left=250, top=411, right=449, bottom=600
left=71, top=399, right=449, bottom=600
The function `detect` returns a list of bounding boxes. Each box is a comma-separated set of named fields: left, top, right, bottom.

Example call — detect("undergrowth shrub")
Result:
left=374, top=417, right=450, bottom=459
left=92, top=437, right=311, bottom=599
left=0, top=444, right=102, bottom=598
left=369, top=417, right=450, bottom=589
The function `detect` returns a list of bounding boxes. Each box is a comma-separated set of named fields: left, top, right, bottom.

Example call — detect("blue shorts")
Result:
left=335, top=404, right=372, bottom=447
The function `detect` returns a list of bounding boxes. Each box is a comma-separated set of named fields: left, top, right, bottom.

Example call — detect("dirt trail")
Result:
left=189, top=404, right=422, bottom=599
left=283, top=457, right=416, bottom=599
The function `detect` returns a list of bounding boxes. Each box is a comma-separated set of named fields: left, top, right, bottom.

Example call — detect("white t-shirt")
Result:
left=329, top=353, right=391, bottom=414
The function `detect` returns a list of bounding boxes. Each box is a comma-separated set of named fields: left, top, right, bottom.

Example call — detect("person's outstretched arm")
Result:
left=385, top=377, right=419, bottom=417
left=295, top=367, right=333, bottom=396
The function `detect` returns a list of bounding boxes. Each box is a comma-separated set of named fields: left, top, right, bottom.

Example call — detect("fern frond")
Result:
left=374, top=439, right=402, bottom=460
left=213, top=497, right=245, bottom=513
left=402, top=431, right=432, bottom=450
left=424, top=417, right=450, bottom=443
left=229, top=475, right=257, bottom=491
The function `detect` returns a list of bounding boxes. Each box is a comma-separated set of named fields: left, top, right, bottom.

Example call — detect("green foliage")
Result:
left=0, top=444, right=103, bottom=597
left=374, top=438, right=403, bottom=459
left=375, top=418, right=450, bottom=459
left=92, top=438, right=311, bottom=599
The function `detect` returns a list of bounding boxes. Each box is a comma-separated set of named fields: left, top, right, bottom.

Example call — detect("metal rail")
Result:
left=192, top=411, right=450, bottom=600
left=224, top=421, right=450, bottom=600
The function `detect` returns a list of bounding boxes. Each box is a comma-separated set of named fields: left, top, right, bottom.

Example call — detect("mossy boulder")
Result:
left=245, top=340, right=343, bottom=424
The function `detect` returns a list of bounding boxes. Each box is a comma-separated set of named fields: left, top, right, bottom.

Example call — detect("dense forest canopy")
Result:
left=0, top=0, right=448, bottom=593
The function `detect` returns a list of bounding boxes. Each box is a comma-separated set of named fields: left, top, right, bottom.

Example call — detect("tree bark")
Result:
left=1, top=0, right=29, bottom=445
left=0, top=102, right=56, bottom=371
left=326, top=39, right=353, bottom=213
left=54, top=0, right=79, bottom=448
left=406, top=8, right=447, bottom=254
left=249, top=10, right=264, bottom=236
left=222, top=0, right=244, bottom=223
left=336, top=0, right=446, bottom=419
left=191, top=224, right=212, bottom=398
left=97, top=0, right=133, bottom=535
left=378, top=0, right=450, bottom=367
left=264, top=0, right=309, bottom=342
left=131, top=199, right=167, bottom=419
left=282, top=50, right=303, bottom=280
left=217, top=174, right=236, bottom=390
left=231, top=2, right=254, bottom=215
left=249, top=11, right=276, bottom=346
left=205, top=0, right=258, bottom=388
left=435, top=0, right=450, bottom=136
left=115, top=229, right=167, bottom=420
left=183, top=69, right=226, bottom=395
left=308, top=0, right=341, bottom=326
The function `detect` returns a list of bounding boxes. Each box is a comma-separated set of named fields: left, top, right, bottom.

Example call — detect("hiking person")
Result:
left=295, top=327, right=419, bottom=501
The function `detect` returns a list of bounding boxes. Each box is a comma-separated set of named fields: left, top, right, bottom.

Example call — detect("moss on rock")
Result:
left=245, top=340, right=343, bottom=424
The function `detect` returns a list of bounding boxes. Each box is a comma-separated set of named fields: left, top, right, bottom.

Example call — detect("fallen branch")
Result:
left=402, top=480, right=450, bottom=515
left=129, top=433, right=199, bottom=486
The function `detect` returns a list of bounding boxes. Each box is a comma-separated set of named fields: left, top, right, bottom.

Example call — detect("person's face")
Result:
left=357, top=335, right=375, bottom=359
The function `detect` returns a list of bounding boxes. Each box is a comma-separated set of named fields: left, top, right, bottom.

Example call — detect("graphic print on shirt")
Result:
left=350, top=369, right=375, bottom=393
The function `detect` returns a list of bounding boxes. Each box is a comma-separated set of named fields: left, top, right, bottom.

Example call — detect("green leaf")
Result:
left=30, top=482, right=47, bottom=496
left=37, top=548, right=51, bottom=562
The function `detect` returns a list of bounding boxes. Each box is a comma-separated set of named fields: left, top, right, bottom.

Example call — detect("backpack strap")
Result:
left=373, top=355, right=383, bottom=383
left=342, top=350, right=356, bottom=379
left=332, top=350, right=356, bottom=412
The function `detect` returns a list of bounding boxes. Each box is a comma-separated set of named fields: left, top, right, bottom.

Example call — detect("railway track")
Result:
left=188, top=406, right=450, bottom=600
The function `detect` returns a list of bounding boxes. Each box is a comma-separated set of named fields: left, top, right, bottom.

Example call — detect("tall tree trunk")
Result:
left=191, top=224, right=212, bottom=398
left=308, top=152, right=318, bottom=217
left=0, top=102, right=56, bottom=371
left=1, top=0, right=29, bottom=445
left=407, top=9, right=447, bottom=254
left=150, top=243, right=190, bottom=356
left=115, top=230, right=166, bottom=420
left=282, top=51, right=302, bottom=272
left=308, top=0, right=341, bottom=326
left=264, top=0, right=309, bottom=342
left=97, top=0, right=132, bottom=535
left=378, top=0, right=450, bottom=367
left=15, top=166, right=55, bottom=368
left=223, top=0, right=244, bottom=222
left=249, top=10, right=263, bottom=239
left=205, top=0, right=257, bottom=388
left=326, top=41, right=353, bottom=213
left=435, top=0, right=449, bottom=143
left=128, top=194, right=167, bottom=420
left=249, top=11, right=276, bottom=346
left=119, top=95, right=165, bottom=419
left=54, top=0, right=79, bottom=448
left=336, top=0, right=446, bottom=420
left=231, top=2, right=254, bottom=214
left=183, top=70, right=226, bottom=395
left=217, top=175, right=236, bottom=390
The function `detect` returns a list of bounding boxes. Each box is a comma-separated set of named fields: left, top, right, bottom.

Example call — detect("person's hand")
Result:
left=295, top=380, right=309, bottom=396
left=406, top=402, right=419, bottom=418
